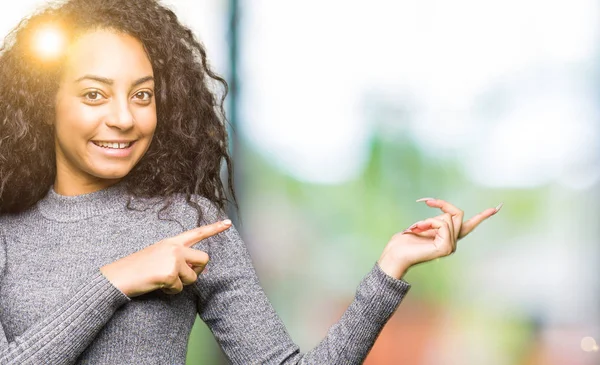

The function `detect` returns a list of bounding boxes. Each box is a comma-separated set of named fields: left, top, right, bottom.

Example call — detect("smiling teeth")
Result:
left=94, top=141, right=132, bottom=149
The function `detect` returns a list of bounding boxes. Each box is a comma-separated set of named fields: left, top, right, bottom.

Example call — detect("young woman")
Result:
left=0, top=0, right=501, bottom=363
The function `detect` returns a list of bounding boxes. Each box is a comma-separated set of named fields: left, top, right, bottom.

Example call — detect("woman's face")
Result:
left=53, top=29, right=156, bottom=195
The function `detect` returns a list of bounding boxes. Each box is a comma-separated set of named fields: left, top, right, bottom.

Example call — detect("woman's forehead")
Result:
left=61, top=29, right=153, bottom=85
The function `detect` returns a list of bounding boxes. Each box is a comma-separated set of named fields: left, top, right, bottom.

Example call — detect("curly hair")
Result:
left=0, top=0, right=237, bottom=225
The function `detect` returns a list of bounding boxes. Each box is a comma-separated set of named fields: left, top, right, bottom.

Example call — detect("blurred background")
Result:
left=2, top=0, right=599, bottom=364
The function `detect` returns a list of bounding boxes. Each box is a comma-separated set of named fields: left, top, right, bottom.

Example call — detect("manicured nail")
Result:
left=408, top=221, right=421, bottom=230
left=416, top=197, right=436, bottom=202
left=491, top=203, right=503, bottom=215
left=402, top=222, right=421, bottom=234
left=222, top=219, right=232, bottom=226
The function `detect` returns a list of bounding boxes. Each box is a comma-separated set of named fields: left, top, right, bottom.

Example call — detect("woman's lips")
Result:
left=90, top=140, right=136, bottom=157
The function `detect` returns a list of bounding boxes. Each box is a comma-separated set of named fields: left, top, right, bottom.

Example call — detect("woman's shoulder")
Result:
left=0, top=207, right=36, bottom=230
left=172, top=192, right=222, bottom=216
left=142, top=193, right=227, bottom=230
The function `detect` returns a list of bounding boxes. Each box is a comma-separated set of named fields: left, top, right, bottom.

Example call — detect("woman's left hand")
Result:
left=377, top=198, right=502, bottom=279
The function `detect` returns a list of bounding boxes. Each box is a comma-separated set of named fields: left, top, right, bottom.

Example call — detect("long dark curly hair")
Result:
left=0, top=0, right=237, bottom=225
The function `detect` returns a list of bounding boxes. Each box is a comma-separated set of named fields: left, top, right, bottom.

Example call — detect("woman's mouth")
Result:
left=92, top=141, right=135, bottom=149
left=90, top=140, right=137, bottom=157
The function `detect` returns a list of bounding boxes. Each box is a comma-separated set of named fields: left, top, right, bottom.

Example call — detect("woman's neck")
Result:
left=37, top=180, right=130, bottom=222
left=53, top=177, right=123, bottom=197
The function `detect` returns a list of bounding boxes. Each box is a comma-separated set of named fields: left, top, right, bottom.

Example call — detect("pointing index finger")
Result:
left=176, top=219, right=232, bottom=248
left=459, top=206, right=500, bottom=238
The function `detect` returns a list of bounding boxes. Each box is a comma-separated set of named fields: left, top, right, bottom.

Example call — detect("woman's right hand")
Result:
left=99, top=219, right=232, bottom=297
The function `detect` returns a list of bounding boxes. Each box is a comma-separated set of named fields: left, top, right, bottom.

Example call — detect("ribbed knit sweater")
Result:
left=0, top=182, right=410, bottom=364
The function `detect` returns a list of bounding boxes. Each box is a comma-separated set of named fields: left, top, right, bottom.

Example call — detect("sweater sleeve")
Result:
left=193, top=223, right=410, bottom=364
left=0, top=227, right=131, bottom=365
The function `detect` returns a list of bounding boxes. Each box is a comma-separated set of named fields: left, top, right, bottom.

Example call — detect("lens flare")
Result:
left=581, top=337, right=598, bottom=352
left=32, top=25, right=65, bottom=60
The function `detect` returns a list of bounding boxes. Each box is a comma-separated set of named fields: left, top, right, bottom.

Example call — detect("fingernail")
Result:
left=492, top=203, right=503, bottom=215
left=402, top=222, right=421, bottom=234
left=408, top=221, right=422, bottom=230
left=222, top=219, right=232, bottom=226
left=416, top=197, right=436, bottom=202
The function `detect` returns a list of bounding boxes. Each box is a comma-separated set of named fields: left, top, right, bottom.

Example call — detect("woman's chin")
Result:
left=86, top=159, right=138, bottom=179
left=90, top=168, right=132, bottom=181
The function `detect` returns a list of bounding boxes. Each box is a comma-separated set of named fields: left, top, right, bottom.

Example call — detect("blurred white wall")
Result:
left=239, top=0, right=600, bottom=189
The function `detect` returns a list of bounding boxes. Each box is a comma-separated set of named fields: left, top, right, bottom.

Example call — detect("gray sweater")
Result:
left=0, top=182, right=410, bottom=364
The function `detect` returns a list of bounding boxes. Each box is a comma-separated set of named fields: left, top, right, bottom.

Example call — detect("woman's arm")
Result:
left=0, top=228, right=131, bottom=365
left=191, top=196, right=497, bottom=363
left=193, top=223, right=410, bottom=364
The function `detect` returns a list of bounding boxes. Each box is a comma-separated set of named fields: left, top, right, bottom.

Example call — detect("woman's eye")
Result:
left=83, top=91, right=105, bottom=102
left=133, top=91, right=153, bottom=101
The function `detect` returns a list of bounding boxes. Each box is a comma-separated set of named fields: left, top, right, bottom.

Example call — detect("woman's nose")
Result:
left=105, top=98, right=134, bottom=130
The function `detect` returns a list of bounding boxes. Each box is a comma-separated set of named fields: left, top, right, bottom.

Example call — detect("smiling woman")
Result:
left=0, top=0, right=233, bottom=217
left=0, top=1, right=499, bottom=364
left=53, top=29, right=157, bottom=195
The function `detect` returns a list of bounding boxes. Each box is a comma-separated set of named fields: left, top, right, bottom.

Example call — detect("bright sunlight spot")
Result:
left=32, top=25, right=64, bottom=60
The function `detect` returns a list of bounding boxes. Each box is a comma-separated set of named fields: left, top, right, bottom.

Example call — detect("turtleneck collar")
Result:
left=37, top=181, right=132, bottom=222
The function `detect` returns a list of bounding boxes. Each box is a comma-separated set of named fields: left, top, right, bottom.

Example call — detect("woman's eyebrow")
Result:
left=74, top=75, right=154, bottom=87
